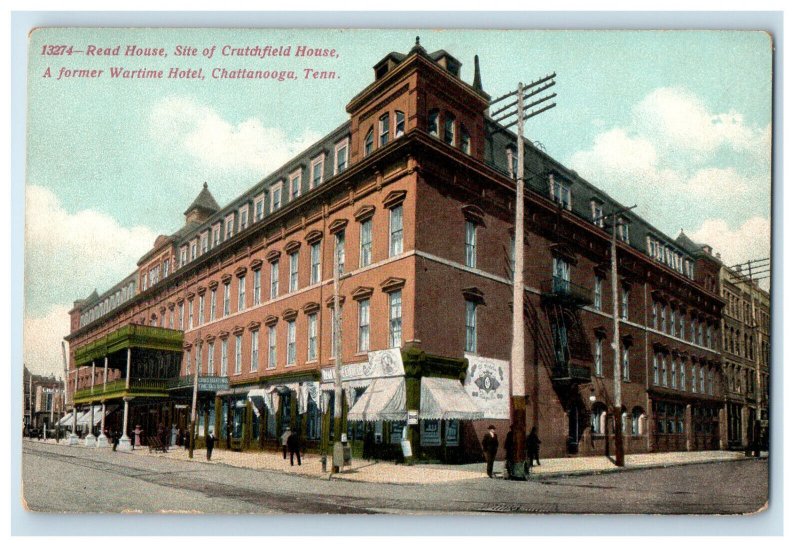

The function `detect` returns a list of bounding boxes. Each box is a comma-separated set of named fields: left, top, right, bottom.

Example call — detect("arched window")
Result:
left=378, top=113, right=390, bottom=147
left=591, top=402, right=607, bottom=436
left=427, top=109, right=440, bottom=137
left=460, top=123, right=471, bottom=154
left=394, top=111, right=405, bottom=137
left=631, top=407, right=645, bottom=436
left=444, top=112, right=456, bottom=145
left=364, top=127, right=374, bottom=156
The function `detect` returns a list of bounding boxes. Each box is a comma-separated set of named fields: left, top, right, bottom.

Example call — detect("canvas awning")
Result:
left=346, top=377, right=407, bottom=422
left=420, top=377, right=483, bottom=421
left=247, top=389, right=269, bottom=417
left=57, top=413, right=73, bottom=426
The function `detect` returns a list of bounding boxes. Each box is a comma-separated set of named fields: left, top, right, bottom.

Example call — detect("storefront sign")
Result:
left=464, top=355, right=510, bottom=419
left=445, top=419, right=460, bottom=446
left=321, top=348, right=404, bottom=383
left=407, top=410, right=419, bottom=425
left=198, top=376, right=229, bottom=392
left=421, top=420, right=441, bottom=446
left=390, top=422, right=404, bottom=444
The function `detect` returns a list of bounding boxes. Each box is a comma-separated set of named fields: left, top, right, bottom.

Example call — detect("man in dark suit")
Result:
left=287, top=429, right=302, bottom=466
left=481, top=425, right=499, bottom=478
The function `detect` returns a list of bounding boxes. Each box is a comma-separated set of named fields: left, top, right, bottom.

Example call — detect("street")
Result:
left=22, top=440, right=768, bottom=515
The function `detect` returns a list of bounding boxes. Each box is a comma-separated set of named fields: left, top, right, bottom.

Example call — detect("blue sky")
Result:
left=24, top=28, right=772, bottom=376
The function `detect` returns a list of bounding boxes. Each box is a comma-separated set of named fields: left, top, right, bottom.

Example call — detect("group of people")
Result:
left=481, top=425, right=541, bottom=479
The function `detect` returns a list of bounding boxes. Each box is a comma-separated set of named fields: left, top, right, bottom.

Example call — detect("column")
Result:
left=118, top=397, right=133, bottom=451
left=68, top=406, right=79, bottom=445
left=84, top=403, right=97, bottom=447
left=96, top=402, right=108, bottom=448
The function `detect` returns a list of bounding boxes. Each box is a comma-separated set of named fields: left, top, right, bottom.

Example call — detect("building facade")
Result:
left=23, top=366, right=65, bottom=436
left=719, top=263, right=770, bottom=451
left=65, top=40, right=727, bottom=461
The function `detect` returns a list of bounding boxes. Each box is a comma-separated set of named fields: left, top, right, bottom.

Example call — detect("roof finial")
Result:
left=203, top=181, right=208, bottom=189
left=473, top=54, right=483, bottom=91
left=409, top=35, right=427, bottom=55
left=416, top=36, right=420, bottom=46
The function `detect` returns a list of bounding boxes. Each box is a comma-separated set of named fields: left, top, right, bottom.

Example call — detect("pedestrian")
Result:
left=526, top=426, right=541, bottom=467
left=503, top=431, right=514, bottom=478
left=112, top=430, right=120, bottom=451
left=481, top=425, right=499, bottom=478
left=206, top=431, right=216, bottom=461
left=281, top=426, right=291, bottom=459
left=287, top=429, right=301, bottom=466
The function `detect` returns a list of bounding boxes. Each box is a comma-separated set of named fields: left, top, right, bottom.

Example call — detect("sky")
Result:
left=23, top=28, right=773, bottom=378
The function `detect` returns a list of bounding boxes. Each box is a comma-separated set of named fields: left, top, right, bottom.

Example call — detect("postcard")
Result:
left=22, top=27, right=772, bottom=515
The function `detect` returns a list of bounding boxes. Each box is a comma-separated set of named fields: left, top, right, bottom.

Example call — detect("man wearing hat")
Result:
left=481, top=425, right=500, bottom=478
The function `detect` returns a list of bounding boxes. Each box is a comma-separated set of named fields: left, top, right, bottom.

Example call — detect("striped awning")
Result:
left=420, top=377, right=483, bottom=421
left=346, top=377, right=407, bottom=422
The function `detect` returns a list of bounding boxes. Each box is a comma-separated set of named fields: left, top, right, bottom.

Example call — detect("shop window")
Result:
left=591, top=403, right=607, bottom=436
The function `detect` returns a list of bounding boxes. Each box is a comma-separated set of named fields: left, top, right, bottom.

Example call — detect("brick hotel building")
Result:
left=65, top=40, right=728, bottom=461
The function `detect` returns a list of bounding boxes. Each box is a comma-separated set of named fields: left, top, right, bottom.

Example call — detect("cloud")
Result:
left=149, top=96, right=322, bottom=176
left=23, top=304, right=72, bottom=379
left=25, top=184, right=157, bottom=316
left=687, top=215, right=771, bottom=272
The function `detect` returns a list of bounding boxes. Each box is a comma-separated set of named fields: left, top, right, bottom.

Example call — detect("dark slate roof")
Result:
left=183, top=182, right=221, bottom=216
left=675, top=231, right=702, bottom=254
left=483, top=117, right=698, bottom=260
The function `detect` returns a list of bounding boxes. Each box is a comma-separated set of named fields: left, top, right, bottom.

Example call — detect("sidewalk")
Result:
left=28, top=438, right=766, bottom=485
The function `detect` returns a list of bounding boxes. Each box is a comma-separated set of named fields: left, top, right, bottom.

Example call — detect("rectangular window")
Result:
left=389, top=205, right=403, bottom=257
left=234, top=335, right=242, bottom=374
left=594, top=338, right=603, bottom=376
left=680, top=314, right=685, bottom=339
left=360, top=219, right=372, bottom=267
left=250, top=331, right=259, bottom=372
left=591, top=200, right=604, bottom=227
left=379, top=114, right=390, bottom=146
left=617, top=222, right=630, bottom=243
left=268, top=326, right=277, bottom=369
left=253, top=270, right=261, bottom=305
left=270, top=181, right=282, bottom=212
left=239, top=205, right=249, bottom=231
left=289, top=170, right=301, bottom=201
left=210, top=288, right=217, bottom=321
left=623, top=347, right=630, bottom=381
left=593, top=276, right=602, bottom=310
left=254, top=195, right=265, bottom=221
left=163, top=259, right=170, bottom=279
left=310, top=242, right=321, bottom=284
left=289, top=252, right=299, bottom=292
left=178, top=301, right=185, bottom=330
left=220, top=339, right=228, bottom=376
left=671, top=358, right=677, bottom=388
left=670, top=308, right=676, bottom=336
left=680, top=360, right=686, bottom=391
left=207, top=341, right=215, bottom=375
left=508, top=234, right=516, bottom=277
left=661, top=355, right=668, bottom=387
left=465, top=300, right=477, bottom=353
left=212, top=224, right=221, bottom=247
left=287, top=321, right=296, bottom=365
left=551, top=179, right=571, bottom=209
left=389, top=290, right=402, bottom=348
left=195, top=345, right=201, bottom=376
left=238, top=276, right=246, bottom=311
left=270, top=261, right=279, bottom=298
left=395, top=111, right=405, bottom=137
left=621, top=289, right=629, bottom=320
left=308, top=313, right=318, bottom=361
left=444, top=113, right=455, bottom=145
left=198, top=294, right=205, bottom=325
left=700, top=367, right=706, bottom=394
left=358, top=300, right=370, bottom=353
left=223, top=283, right=231, bottom=317
left=335, top=232, right=345, bottom=274
left=225, top=215, right=235, bottom=240
left=200, top=232, right=209, bottom=254
left=311, top=157, right=324, bottom=188
left=190, top=241, right=197, bottom=261
left=334, top=139, right=349, bottom=174
left=660, top=306, right=667, bottom=332
left=465, top=220, right=477, bottom=268
left=169, top=307, right=175, bottom=329
left=653, top=355, right=659, bottom=386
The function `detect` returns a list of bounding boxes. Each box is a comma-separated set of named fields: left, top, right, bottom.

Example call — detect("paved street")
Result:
left=22, top=440, right=768, bottom=515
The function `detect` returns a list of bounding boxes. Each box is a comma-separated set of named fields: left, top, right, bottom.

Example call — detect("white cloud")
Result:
left=149, top=96, right=321, bottom=176
left=23, top=304, right=72, bottom=379
left=687, top=216, right=771, bottom=272
left=25, top=184, right=157, bottom=316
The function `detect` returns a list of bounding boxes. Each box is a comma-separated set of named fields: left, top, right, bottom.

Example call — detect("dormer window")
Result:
left=239, top=205, right=249, bottom=231
left=549, top=175, right=572, bottom=210
left=334, top=138, right=349, bottom=174
left=395, top=111, right=405, bottom=138
left=310, top=155, right=324, bottom=188
left=212, top=223, right=221, bottom=246
left=270, top=181, right=282, bottom=212
left=225, top=214, right=235, bottom=239
left=289, top=169, right=302, bottom=201
left=190, top=240, right=197, bottom=261
left=591, top=200, right=604, bottom=227
left=459, top=124, right=471, bottom=154
left=364, top=127, right=374, bottom=156
left=254, top=194, right=265, bottom=221
left=444, top=112, right=456, bottom=146
left=379, top=113, right=390, bottom=146
left=200, top=231, right=209, bottom=254
left=427, top=109, right=440, bottom=137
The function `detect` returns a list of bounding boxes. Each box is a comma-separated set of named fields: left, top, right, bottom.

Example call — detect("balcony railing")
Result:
left=541, top=276, right=593, bottom=307
left=73, top=378, right=169, bottom=401
left=551, top=363, right=592, bottom=385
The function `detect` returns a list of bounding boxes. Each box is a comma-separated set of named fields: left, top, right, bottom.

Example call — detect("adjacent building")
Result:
left=23, top=366, right=65, bottom=436
left=65, top=40, right=729, bottom=461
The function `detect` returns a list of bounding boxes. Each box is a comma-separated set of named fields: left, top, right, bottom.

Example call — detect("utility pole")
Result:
left=331, top=235, right=344, bottom=473
left=601, top=205, right=636, bottom=467
left=189, top=338, right=202, bottom=459
left=490, top=73, right=557, bottom=480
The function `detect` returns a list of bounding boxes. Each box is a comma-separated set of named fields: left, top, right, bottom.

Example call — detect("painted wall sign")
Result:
left=321, top=348, right=404, bottom=383
left=464, top=355, right=510, bottom=419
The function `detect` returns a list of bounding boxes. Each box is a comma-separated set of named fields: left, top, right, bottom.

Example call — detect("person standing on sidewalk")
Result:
left=281, top=427, right=291, bottom=459
left=287, top=429, right=301, bottom=466
left=206, top=431, right=216, bottom=461
left=526, top=426, right=541, bottom=467
left=482, top=425, right=499, bottom=478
